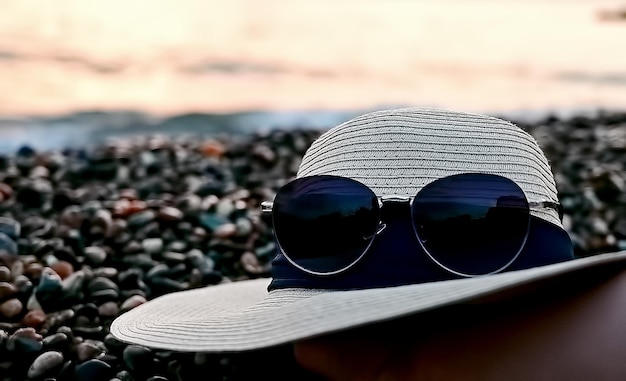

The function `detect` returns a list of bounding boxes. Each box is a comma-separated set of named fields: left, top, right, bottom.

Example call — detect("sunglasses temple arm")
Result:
left=261, top=201, right=274, bottom=213
left=529, top=200, right=563, bottom=220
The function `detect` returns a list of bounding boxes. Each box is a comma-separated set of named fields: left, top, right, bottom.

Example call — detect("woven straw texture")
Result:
left=297, top=107, right=561, bottom=226
left=110, top=251, right=626, bottom=352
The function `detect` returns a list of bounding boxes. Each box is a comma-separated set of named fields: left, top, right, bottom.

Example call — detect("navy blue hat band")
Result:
left=268, top=215, right=574, bottom=291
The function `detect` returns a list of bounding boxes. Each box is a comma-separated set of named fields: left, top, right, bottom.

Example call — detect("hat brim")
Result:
left=110, top=251, right=626, bottom=352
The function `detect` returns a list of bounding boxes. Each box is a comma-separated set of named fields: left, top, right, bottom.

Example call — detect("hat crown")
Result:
left=297, top=107, right=561, bottom=226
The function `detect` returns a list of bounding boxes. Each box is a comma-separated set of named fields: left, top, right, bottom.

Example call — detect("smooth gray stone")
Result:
left=27, top=350, right=64, bottom=379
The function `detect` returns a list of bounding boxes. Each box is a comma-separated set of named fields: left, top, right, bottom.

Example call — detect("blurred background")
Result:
left=1, top=0, right=626, bottom=151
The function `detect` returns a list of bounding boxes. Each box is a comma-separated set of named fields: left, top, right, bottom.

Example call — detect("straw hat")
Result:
left=110, top=107, right=626, bottom=352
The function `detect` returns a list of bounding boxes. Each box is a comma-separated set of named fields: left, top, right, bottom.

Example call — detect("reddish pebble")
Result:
left=0, top=182, right=13, bottom=199
left=51, top=261, right=74, bottom=280
left=200, top=140, right=226, bottom=158
left=22, top=309, right=47, bottom=329
left=113, top=199, right=147, bottom=217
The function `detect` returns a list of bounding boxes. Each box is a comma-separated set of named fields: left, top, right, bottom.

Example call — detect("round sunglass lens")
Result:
left=272, top=176, right=379, bottom=275
left=411, top=174, right=530, bottom=276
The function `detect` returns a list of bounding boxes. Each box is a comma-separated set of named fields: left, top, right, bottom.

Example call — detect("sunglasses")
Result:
left=261, top=173, right=562, bottom=277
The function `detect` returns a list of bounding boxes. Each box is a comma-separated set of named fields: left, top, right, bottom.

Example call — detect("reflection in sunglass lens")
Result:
left=411, top=173, right=530, bottom=276
left=272, top=176, right=380, bottom=275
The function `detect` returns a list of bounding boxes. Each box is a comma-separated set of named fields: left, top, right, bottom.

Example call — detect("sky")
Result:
left=1, top=0, right=626, bottom=117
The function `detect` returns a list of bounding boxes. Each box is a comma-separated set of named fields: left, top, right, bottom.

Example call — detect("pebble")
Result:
left=98, top=301, right=120, bottom=318
left=27, top=350, right=64, bottom=379
left=0, top=216, right=21, bottom=239
left=42, top=332, right=70, bottom=352
left=50, top=260, right=74, bottom=279
left=0, top=232, right=18, bottom=255
left=0, top=298, right=22, bottom=319
left=6, top=327, right=43, bottom=354
left=75, top=340, right=106, bottom=362
left=120, top=294, right=147, bottom=312
left=0, top=266, right=11, bottom=282
left=74, top=359, right=113, bottom=381
left=21, top=309, right=46, bottom=329
left=84, top=245, right=108, bottom=264
left=0, top=281, right=17, bottom=299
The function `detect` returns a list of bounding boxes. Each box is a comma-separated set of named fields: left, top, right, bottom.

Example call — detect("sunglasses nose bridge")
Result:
left=378, top=195, right=415, bottom=239
left=380, top=195, right=412, bottom=204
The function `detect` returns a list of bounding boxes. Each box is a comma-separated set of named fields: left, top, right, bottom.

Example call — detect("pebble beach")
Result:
left=0, top=109, right=625, bottom=380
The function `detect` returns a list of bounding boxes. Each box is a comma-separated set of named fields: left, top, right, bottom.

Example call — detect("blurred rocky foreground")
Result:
left=0, top=110, right=625, bottom=380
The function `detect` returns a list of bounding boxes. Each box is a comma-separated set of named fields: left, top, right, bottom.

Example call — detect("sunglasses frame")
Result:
left=261, top=174, right=562, bottom=277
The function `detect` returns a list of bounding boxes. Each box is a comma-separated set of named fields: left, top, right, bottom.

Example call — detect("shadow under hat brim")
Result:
left=110, top=250, right=626, bottom=352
